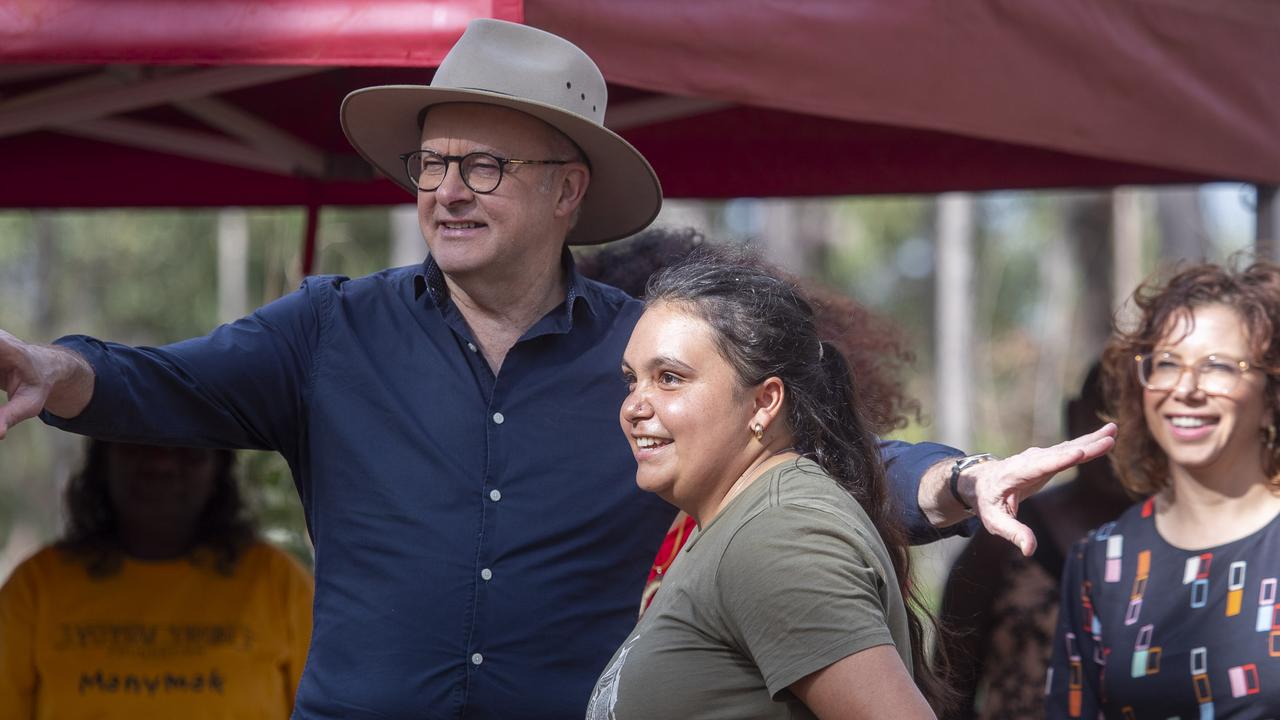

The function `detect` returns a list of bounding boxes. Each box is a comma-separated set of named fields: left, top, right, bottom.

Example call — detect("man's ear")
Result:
left=749, top=376, right=787, bottom=434
left=554, top=164, right=590, bottom=219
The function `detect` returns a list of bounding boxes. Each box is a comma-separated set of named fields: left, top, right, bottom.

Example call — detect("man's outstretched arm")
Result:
left=0, top=330, right=94, bottom=439
left=917, top=423, right=1117, bottom=555
left=2, top=276, right=323, bottom=456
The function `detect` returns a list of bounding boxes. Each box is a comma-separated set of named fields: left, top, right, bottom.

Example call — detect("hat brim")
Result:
left=341, top=86, right=662, bottom=246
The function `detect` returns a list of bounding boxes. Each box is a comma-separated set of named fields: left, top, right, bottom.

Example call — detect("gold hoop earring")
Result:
left=751, top=423, right=764, bottom=441
left=1266, top=424, right=1277, bottom=450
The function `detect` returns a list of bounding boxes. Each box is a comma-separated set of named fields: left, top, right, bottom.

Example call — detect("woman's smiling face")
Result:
left=619, top=301, right=760, bottom=512
left=1142, top=303, right=1269, bottom=481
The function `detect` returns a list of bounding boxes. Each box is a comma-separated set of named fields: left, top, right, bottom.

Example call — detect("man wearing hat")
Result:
left=0, top=18, right=1113, bottom=719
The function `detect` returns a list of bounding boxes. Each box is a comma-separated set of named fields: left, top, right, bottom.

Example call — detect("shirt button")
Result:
left=492, top=412, right=505, bottom=425
left=489, top=489, right=502, bottom=502
left=481, top=568, right=493, bottom=581
left=471, top=653, right=484, bottom=666
left=467, top=342, right=478, bottom=353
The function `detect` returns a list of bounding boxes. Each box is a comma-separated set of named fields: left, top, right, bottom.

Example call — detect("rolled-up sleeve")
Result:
left=715, top=506, right=900, bottom=698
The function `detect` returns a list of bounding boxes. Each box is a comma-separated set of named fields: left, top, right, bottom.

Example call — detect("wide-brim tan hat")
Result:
left=341, top=18, right=662, bottom=246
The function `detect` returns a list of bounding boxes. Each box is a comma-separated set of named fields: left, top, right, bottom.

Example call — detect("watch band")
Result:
left=949, top=453, right=997, bottom=512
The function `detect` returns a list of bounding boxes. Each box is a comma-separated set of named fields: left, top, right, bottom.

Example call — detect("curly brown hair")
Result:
left=1101, top=260, right=1280, bottom=496
left=57, top=439, right=257, bottom=578
left=576, top=227, right=919, bottom=434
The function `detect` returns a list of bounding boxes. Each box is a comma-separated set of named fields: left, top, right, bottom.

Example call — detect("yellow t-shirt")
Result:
left=0, top=542, right=313, bottom=720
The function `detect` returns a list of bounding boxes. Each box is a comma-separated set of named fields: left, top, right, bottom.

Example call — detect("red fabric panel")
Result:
left=0, top=111, right=1212, bottom=211
left=530, top=0, right=1280, bottom=184
left=0, top=132, right=405, bottom=208
left=0, top=0, right=522, bottom=66
left=0, top=1, right=1271, bottom=207
left=628, top=107, right=1210, bottom=199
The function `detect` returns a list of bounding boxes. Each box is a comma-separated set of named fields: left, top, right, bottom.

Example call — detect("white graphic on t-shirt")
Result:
left=586, top=634, right=640, bottom=720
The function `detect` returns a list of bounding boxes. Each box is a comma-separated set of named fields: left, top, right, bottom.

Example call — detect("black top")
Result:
left=1048, top=497, right=1280, bottom=719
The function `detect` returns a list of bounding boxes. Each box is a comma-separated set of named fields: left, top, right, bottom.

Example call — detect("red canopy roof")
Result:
left=1, top=0, right=1276, bottom=210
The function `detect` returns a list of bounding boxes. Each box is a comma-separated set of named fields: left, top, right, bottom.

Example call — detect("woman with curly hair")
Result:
left=1047, top=261, right=1280, bottom=718
left=0, top=440, right=313, bottom=719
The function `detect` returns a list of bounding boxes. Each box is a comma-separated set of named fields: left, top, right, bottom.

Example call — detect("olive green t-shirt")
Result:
left=585, top=457, right=912, bottom=719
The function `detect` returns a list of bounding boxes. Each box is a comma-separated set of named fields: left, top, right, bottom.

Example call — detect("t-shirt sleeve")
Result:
left=715, top=505, right=898, bottom=698
left=0, top=555, right=40, bottom=720
left=40, top=276, right=338, bottom=464
left=1046, top=537, right=1103, bottom=719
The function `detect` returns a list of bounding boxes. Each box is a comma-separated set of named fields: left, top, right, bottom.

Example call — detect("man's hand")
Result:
left=0, top=330, right=94, bottom=439
left=921, top=423, right=1117, bottom=556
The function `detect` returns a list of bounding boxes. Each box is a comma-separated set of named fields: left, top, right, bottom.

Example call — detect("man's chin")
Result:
left=429, top=249, right=494, bottom=278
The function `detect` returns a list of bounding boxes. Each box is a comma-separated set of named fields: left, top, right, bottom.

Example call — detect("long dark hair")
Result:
left=1102, top=260, right=1280, bottom=495
left=645, top=245, right=954, bottom=711
left=57, top=439, right=257, bottom=578
left=577, top=227, right=920, bottom=434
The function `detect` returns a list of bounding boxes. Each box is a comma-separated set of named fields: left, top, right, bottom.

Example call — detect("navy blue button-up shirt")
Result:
left=44, top=256, right=961, bottom=719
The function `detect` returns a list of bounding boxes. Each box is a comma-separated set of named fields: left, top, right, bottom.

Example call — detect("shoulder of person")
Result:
left=313, top=266, right=413, bottom=297
left=1080, top=500, right=1147, bottom=547
left=724, top=485, right=890, bottom=581
left=6, top=544, right=63, bottom=576
left=237, top=543, right=312, bottom=581
left=0, top=545, right=67, bottom=601
left=1065, top=498, right=1148, bottom=578
left=712, top=487, right=898, bottom=641
left=766, top=460, right=879, bottom=534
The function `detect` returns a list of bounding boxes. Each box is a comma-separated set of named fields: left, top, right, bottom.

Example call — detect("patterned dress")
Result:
left=1047, top=497, right=1280, bottom=719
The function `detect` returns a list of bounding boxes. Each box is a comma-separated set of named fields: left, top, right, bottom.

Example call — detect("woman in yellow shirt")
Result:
left=0, top=440, right=313, bottom=720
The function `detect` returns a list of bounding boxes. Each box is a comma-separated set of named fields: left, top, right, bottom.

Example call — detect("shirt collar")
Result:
left=412, top=248, right=599, bottom=323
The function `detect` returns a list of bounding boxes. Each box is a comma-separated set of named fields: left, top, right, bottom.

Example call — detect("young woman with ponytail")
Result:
left=586, top=245, right=952, bottom=719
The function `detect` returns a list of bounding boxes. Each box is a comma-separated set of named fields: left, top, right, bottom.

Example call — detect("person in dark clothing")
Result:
left=940, top=363, right=1131, bottom=720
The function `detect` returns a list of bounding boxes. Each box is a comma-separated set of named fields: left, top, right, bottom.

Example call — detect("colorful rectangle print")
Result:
left=1106, top=536, right=1124, bottom=583
left=1194, top=672, right=1212, bottom=702
left=1066, top=632, right=1082, bottom=718
left=1192, top=578, right=1209, bottom=609
left=1191, top=647, right=1208, bottom=677
left=1226, top=561, right=1246, bottom=617
left=1131, top=649, right=1148, bottom=678
left=1259, top=579, right=1278, bottom=631
left=1131, top=624, right=1158, bottom=677
left=1184, top=556, right=1201, bottom=584
left=1228, top=663, right=1259, bottom=698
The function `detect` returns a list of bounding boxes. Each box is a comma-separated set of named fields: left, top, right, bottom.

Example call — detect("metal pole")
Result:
left=217, top=208, right=249, bottom=324
left=1257, top=185, right=1278, bottom=260
left=935, top=193, right=975, bottom=451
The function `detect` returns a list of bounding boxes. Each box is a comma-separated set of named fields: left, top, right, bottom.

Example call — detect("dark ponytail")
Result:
left=646, top=245, right=954, bottom=712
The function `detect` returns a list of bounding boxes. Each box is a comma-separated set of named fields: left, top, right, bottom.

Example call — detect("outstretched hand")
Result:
left=0, top=330, right=93, bottom=439
left=0, top=330, right=48, bottom=439
left=965, top=423, right=1117, bottom=556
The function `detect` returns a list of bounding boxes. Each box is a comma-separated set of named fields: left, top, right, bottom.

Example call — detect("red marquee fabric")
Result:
left=0, top=0, right=1275, bottom=210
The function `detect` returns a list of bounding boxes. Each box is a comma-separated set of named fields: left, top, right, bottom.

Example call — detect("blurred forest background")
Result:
left=0, top=184, right=1263, bottom=588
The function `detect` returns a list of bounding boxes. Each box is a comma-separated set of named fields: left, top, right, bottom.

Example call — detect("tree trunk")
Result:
left=934, top=193, right=975, bottom=450
left=217, top=209, right=249, bottom=324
